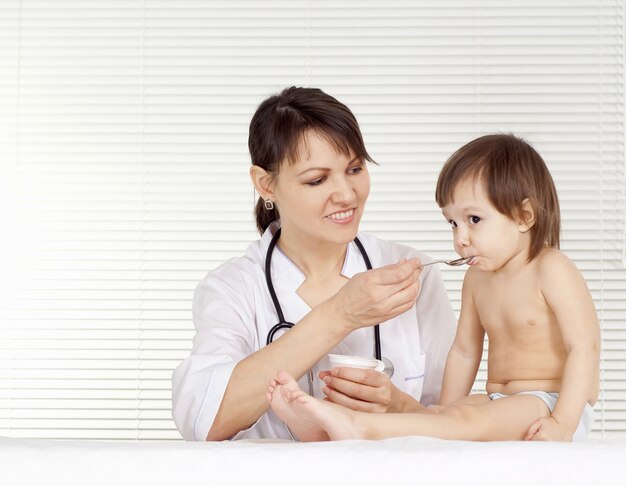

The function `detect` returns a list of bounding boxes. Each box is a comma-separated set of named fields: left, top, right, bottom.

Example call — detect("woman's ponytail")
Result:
left=254, top=196, right=280, bottom=235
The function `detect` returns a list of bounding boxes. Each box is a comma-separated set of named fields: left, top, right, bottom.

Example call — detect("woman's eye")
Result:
left=348, top=165, right=363, bottom=175
left=306, top=177, right=325, bottom=186
left=469, top=215, right=481, bottom=224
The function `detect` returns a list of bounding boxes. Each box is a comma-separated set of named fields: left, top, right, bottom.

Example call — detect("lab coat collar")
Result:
left=259, top=221, right=368, bottom=289
left=342, top=234, right=367, bottom=278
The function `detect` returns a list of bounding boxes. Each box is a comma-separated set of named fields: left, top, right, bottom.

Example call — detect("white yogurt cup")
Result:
left=327, top=354, right=385, bottom=373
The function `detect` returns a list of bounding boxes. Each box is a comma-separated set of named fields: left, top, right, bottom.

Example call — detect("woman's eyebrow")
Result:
left=297, top=166, right=330, bottom=176
left=296, top=157, right=360, bottom=176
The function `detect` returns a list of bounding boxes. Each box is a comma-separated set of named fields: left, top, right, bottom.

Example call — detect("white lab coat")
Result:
left=172, top=222, right=457, bottom=441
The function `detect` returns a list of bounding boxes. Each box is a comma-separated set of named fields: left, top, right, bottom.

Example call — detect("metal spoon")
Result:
left=418, top=256, right=475, bottom=268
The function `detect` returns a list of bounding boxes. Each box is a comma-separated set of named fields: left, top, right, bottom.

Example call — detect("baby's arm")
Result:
left=439, top=269, right=485, bottom=406
left=526, top=251, right=600, bottom=441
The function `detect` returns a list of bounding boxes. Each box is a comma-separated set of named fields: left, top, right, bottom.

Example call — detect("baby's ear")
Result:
left=518, top=198, right=535, bottom=232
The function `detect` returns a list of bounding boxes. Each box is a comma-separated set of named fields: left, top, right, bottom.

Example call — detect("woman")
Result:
left=171, top=87, right=456, bottom=441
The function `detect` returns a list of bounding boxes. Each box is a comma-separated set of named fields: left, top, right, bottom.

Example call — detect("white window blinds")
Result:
left=0, top=0, right=624, bottom=440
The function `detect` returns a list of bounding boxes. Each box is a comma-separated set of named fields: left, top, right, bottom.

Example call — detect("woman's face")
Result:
left=271, top=130, right=370, bottom=247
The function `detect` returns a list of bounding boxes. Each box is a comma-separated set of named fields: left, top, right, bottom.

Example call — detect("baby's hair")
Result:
left=435, top=133, right=560, bottom=261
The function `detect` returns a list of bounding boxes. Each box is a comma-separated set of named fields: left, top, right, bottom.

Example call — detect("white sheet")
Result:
left=1, top=436, right=625, bottom=486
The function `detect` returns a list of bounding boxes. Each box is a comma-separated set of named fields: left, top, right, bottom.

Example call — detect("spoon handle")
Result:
left=416, top=260, right=440, bottom=268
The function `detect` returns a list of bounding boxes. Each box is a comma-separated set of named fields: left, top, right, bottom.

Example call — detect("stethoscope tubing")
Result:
left=352, top=236, right=381, bottom=361
left=265, top=227, right=295, bottom=345
left=264, top=227, right=381, bottom=360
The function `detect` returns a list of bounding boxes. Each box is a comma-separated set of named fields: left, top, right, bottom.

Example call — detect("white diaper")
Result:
left=488, top=391, right=594, bottom=441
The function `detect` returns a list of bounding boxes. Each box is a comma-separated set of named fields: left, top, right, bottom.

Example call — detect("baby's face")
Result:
left=441, top=178, right=530, bottom=272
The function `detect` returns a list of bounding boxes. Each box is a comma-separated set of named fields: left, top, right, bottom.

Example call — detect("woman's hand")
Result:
left=332, top=258, right=422, bottom=331
left=318, top=367, right=420, bottom=413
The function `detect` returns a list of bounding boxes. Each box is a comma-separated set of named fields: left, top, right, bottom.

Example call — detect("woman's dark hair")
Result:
left=435, top=133, right=560, bottom=262
left=249, top=86, right=374, bottom=234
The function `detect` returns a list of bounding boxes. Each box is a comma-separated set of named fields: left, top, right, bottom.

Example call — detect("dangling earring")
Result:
left=264, top=199, right=274, bottom=211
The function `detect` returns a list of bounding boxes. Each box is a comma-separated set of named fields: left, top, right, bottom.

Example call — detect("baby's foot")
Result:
left=267, top=370, right=328, bottom=441
left=268, top=370, right=366, bottom=441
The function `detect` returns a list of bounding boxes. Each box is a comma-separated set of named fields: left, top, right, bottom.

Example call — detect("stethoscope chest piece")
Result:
left=381, top=357, right=394, bottom=378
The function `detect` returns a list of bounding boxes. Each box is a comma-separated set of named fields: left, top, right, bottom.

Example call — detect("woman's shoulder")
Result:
left=196, top=240, right=265, bottom=295
left=356, top=232, right=434, bottom=266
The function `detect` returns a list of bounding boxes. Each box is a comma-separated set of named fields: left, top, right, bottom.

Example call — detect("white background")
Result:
left=0, top=0, right=625, bottom=440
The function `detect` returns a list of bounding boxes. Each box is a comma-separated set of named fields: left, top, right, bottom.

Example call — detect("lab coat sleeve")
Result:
left=415, top=264, right=457, bottom=406
left=171, top=271, right=257, bottom=441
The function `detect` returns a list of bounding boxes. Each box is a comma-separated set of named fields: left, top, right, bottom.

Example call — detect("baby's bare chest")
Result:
left=473, top=274, right=555, bottom=338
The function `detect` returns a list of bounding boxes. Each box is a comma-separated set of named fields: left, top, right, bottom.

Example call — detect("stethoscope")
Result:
left=264, top=227, right=394, bottom=397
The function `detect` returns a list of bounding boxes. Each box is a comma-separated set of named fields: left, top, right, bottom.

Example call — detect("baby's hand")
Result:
left=525, top=416, right=574, bottom=442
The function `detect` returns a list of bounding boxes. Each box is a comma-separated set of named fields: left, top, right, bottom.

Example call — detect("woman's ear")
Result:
left=249, top=165, right=275, bottom=201
left=518, top=198, right=536, bottom=233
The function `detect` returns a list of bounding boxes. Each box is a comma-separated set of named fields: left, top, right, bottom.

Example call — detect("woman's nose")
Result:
left=330, top=177, right=356, bottom=203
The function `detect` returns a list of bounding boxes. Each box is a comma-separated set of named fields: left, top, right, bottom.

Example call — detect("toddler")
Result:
left=267, top=133, right=599, bottom=442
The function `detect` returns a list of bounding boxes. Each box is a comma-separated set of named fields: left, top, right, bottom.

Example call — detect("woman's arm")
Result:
left=207, top=298, right=351, bottom=440
left=207, top=258, right=423, bottom=441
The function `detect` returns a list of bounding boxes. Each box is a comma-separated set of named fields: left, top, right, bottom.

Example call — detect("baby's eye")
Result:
left=468, top=215, right=481, bottom=224
left=448, top=219, right=457, bottom=229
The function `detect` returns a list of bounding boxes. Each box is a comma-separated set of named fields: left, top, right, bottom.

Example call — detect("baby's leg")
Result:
left=272, top=379, right=551, bottom=441
left=267, top=370, right=329, bottom=441
left=330, top=393, right=551, bottom=441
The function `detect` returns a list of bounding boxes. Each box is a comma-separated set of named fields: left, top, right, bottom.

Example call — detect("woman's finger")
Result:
left=323, top=368, right=390, bottom=404
left=323, top=379, right=377, bottom=404
left=374, top=258, right=421, bottom=286
left=335, top=258, right=422, bottom=329
left=357, top=275, right=420, bottom=322
left=376, top=281, right=421, bottom=319
left=317, top=370, right=331, bottom=381
left=321, top=385, right=383, bottom=413
left=365, top=265, right=421, bottom=304
left=329, top=366, right=386, bottom=387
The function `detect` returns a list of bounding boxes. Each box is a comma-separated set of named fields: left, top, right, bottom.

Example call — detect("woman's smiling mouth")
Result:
left=325, top=208, right=355, bottom=224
